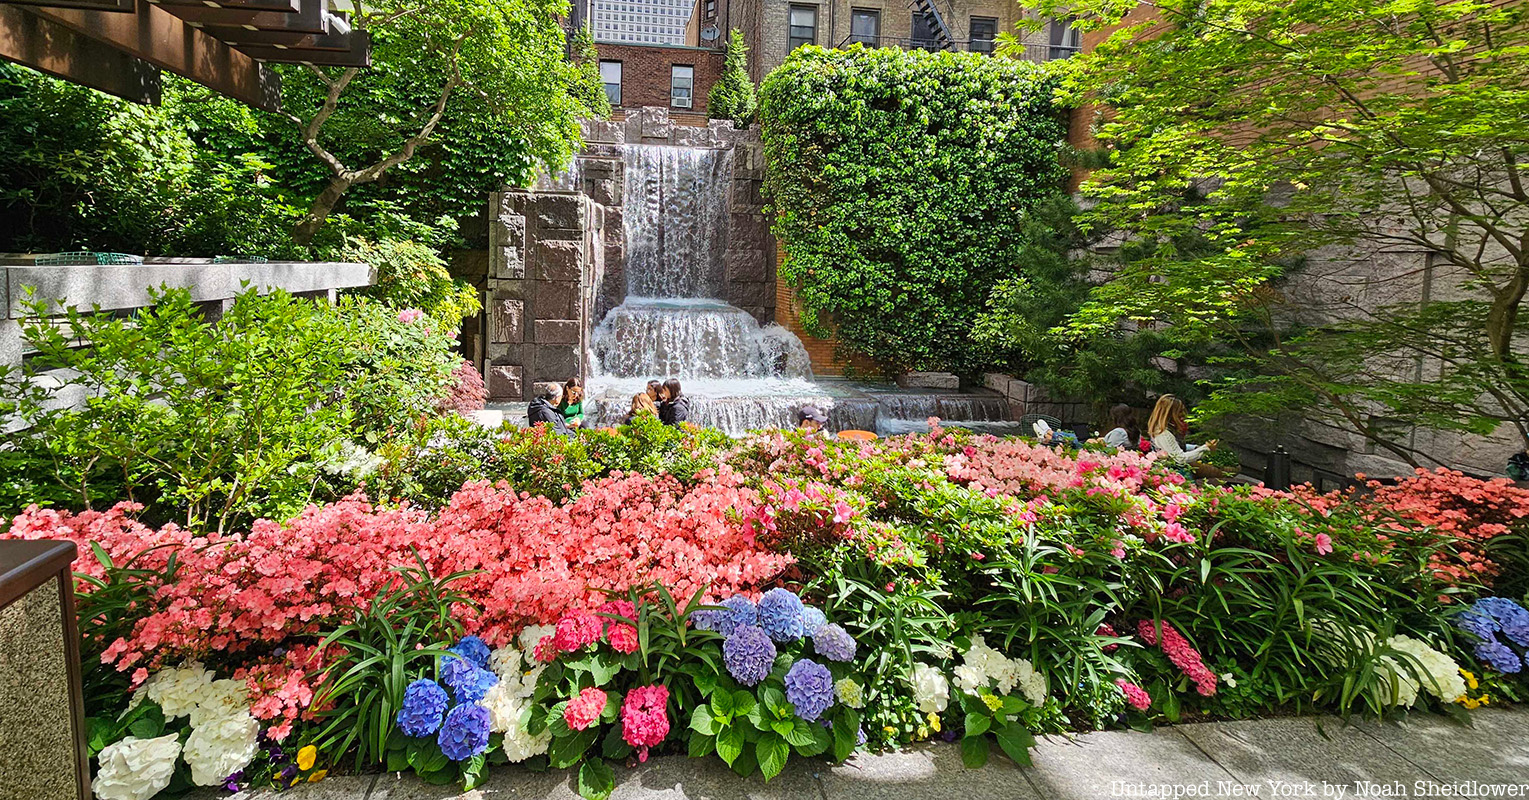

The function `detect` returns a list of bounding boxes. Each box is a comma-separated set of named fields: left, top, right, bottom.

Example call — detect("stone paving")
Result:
left=222, top=709, right=1529, bottom=800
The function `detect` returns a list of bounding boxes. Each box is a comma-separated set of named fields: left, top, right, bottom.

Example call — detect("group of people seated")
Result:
left=1099, top=394, right=1220, bottom=474
left=622, top=379, right=691, bottom=426
left=526, top=377, right=695, bottom=435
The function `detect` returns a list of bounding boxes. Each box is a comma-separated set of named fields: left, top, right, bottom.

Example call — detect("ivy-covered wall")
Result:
left=758, top=46, right=1069, bottom=374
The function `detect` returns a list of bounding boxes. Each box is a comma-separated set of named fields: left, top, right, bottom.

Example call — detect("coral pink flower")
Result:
left=620, top=685, right=670, bottom=760
left=1314, top=533, right=1333, bottom=555
left=1115, top=678, right=1152, bottom=711
left=564, top=687, right=607, bottom=731
left=397, top=308, right=424, bottom=323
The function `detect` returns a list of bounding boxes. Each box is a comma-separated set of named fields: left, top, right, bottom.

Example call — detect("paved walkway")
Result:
left=228, top=709, right=1529, bottom=800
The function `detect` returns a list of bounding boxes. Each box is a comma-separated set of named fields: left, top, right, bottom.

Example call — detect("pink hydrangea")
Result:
left=553, top=610, right=603, bottom=652
left=563, top=687, right=608, bottom=731
left=1138, top=620, right=1217, bottom=696
left=397, top=308, right=424, bottom=323
left=1115, top=678, right=1152, bottom=711
left=599, top=600, right=639, bottom=654
left=620, top=684, right=670, bottom=759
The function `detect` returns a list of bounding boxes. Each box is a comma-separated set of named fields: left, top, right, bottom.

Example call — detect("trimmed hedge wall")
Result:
left=759, top=46, right=1069, bottom=373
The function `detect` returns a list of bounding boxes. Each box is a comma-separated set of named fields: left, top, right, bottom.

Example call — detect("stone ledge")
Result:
left=2, top=262, right=372, bottom=318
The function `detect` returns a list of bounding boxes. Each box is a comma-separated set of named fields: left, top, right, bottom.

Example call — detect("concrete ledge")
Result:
left=4, top=262, right=373, bottom=318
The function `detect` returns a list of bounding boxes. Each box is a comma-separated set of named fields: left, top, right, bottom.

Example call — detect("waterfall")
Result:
left=589, top=143, right=818, bottom=433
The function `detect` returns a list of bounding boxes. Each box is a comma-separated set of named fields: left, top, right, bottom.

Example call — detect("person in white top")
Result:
left=1100, top=404, right=1141, bottom=452
left=1145, top=395, right=1217, bottom=464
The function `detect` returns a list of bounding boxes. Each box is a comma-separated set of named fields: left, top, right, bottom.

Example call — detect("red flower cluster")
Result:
left=620, top=684, right=670, bottom=759
left=564, top=687, right=608, bottom=731
left=1137, top=619, right=1217, bottom=696
left=1115, top=678, right=1152, bottom=711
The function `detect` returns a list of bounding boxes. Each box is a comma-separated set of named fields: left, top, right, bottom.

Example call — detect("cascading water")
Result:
left=588, top=145, right=825, bottom=432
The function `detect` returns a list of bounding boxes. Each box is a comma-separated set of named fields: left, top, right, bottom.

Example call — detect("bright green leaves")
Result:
left=578, top=758, right=616, bottom=800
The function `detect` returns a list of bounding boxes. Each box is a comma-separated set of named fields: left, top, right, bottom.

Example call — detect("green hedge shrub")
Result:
left=759, top=46, right=1069, bottom=373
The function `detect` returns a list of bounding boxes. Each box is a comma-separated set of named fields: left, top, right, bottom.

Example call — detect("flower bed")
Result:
left=4, top=419, right=1527, bottom=798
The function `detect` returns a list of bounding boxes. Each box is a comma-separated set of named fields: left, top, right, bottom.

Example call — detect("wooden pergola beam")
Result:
left=155, top=0, right=300, bottom=12
left=154, top=0, right=327, bottom=33
left=237, top=38, right=369, bottom=66
left=0, top=4, right=159, bottom=103
left=21, top=0, right=281, bottom=110
left=199, top=25, right=356, bottom=51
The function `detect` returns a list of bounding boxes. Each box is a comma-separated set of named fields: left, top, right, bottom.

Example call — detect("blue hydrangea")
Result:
left=694, top=595, right=758, bottom=636
left=437, top=702, right=491, bottom=761
left=802, top=607, right=827, bottom=636
left=722, top=625, right=776, bottom=686
left=396, top=679, right=449, bottom=737
left=448, top=635, right=491, bottom=668
left=441, top=656, right=499, bottom=703
left=812, top=623, right=857, bottom=662
left=1475, top=597, right=1529, bottom=647
left=783, top=658, right=835, bottom=722
left=758, top=588, right=805, bottom=643
left=1453, top=605, right=1525, bottom=674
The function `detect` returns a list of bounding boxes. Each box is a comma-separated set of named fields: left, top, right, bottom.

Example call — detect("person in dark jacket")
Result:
left=658, top=378, right=690, bottom=426
left=526, top=382, right=571, bottom=435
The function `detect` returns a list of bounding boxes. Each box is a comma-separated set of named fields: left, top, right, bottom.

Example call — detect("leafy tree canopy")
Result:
left=708, top=29, right=757, bottom=128
left=1031, top=0, right=1529, bottom=463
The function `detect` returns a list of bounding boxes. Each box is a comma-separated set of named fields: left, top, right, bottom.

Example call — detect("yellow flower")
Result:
left=926, top=712, right=941, bottom=733
left=916, top=725, right=929, bottom=740
left=883, top=725, right=896, bottom=738
left=1460, top=669, right=1478, bottom=690
left=309, top=770, right=328, bottom=783
left=980, top=692, right=1004, bottom=713
left=296, top=745, right=317, bottom=772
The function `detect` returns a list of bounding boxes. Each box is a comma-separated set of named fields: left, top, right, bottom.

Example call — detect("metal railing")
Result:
left=833, top=36, right=1078, bottom=62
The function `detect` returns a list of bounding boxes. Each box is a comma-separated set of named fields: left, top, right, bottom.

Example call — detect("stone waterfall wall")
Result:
left=469, top=108, right=776, bottom=401
left=480, top=191, right=608, bottom=402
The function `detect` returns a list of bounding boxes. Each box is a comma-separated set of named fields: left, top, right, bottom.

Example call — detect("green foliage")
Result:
left=0, top=288, right=458, bottom=530
left=1032, top=0, right=1529, bottom=461
left=314, top=556, right=475, bottom=769
left=343, top=237, right=482, bottom=326
left=971, top=195, right=1205, bottom=407
left=571, top=24, right=614, bottom=119
left=0, top=65, right=302, bottom=257
left=707, top=30, right=757, bottom=128
left=74, top=544, right=179, bottom=718
left=759, top=46, right=1069, bottom=372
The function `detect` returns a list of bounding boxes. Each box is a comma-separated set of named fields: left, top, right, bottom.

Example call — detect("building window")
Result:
left=910, top=12, right=940, bottom=49
left=849, top=8, right=880, bottom=47
left=600, top=60, right=622, bottom=105
left=705, top=0, right=716, bottom=17
left=1048, top=18, right=1081, bottom=59
left=671, top=64, right=694, bottom=108
left=788, top=5, right=817, bottom=50
left=969, top=17, right=997, bottom=54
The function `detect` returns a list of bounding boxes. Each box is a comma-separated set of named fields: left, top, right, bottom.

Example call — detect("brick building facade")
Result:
left=593, top=41, right=725, bottom=114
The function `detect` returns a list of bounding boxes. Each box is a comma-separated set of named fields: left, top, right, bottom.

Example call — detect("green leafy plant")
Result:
left=707, top=30, right=756, bottom=128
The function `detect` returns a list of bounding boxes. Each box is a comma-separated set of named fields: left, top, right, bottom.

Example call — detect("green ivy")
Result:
left=759, top=46, right=1069, bottom=373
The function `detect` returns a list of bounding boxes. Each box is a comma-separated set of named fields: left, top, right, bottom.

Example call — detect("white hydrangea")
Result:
left=188, top=679, right=250, bottom=728
left=519, top=624, right=556, bottom=652
left=910, top=663, right=950, bottom=714
left=92, top=734, right=180, bottom=800
left=183, top=709, right=259, bottom=786
left=483, top=682, right=550, bottom=762
left=130, top=662, right=214, bottom=719
left=487, top=639, right=546, bottom=701
left=1386, top=635, right=1467, bottom=704
left=835, top=677, right=865, bottom=709
left=952, top=636, right=1046, bottom=705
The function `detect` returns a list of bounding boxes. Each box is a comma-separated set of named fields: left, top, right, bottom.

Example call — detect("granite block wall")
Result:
left=0, top=576, right=80, bottom=800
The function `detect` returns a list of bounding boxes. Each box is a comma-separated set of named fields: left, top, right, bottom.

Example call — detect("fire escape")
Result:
left=907, top=0, right=955, bottom=50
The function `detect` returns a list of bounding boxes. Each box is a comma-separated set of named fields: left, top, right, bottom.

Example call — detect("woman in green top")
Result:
left=559, top=377, right=584, bottom=429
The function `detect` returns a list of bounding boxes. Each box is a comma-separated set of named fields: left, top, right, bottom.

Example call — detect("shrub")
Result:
left=759, top=46, right=1069, bottom=372
left=436, top=361, right=489, bottom=416
left=0, top=288, right=458, bottom=529
left=342, top=237, right=481, bottom=327
left=707, top=30, right=756, bottom=128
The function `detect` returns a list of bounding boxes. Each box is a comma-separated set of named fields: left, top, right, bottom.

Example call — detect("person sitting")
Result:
left=624, top=392, right=658, bottom=424
left=658, top=378, right=690, bottom=426
left=1146, top=394, right=1215, bottom=464
left=796, top=405, right=831, bottom=437
left=1101, top=404, right=1142, bottom=452
left=526, top=382, right=571, bottom=435
left=559, top=378, right=584, bottom=429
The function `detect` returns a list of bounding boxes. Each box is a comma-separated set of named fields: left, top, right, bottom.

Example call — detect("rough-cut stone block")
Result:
left=488, top=365, right=522, bottom=401
left=490, top=297, right=523, bottom=344
left=725, top=250, right=768, bottom=283
left=533, top=345, right=579, bottom=382
left=730, top=282, right=772, bottom=309
left=489, top=212, right=525, bottom=250
left=581, top=119, right=626, bottom=144
left=1006, top=379, right=1031, bottom=402
left=531, top=240, right=583, bottom=282
left=897, top=371, right=960, bottom=390
left=533, top=318, right=580, bottom=345
left=532, top=195, right=585, bottom=236
left=529, top=280, right=579, bottom=321
left=493, top=246, right=525, bottom=280
left=983, top=373, right=1013, bottom=394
